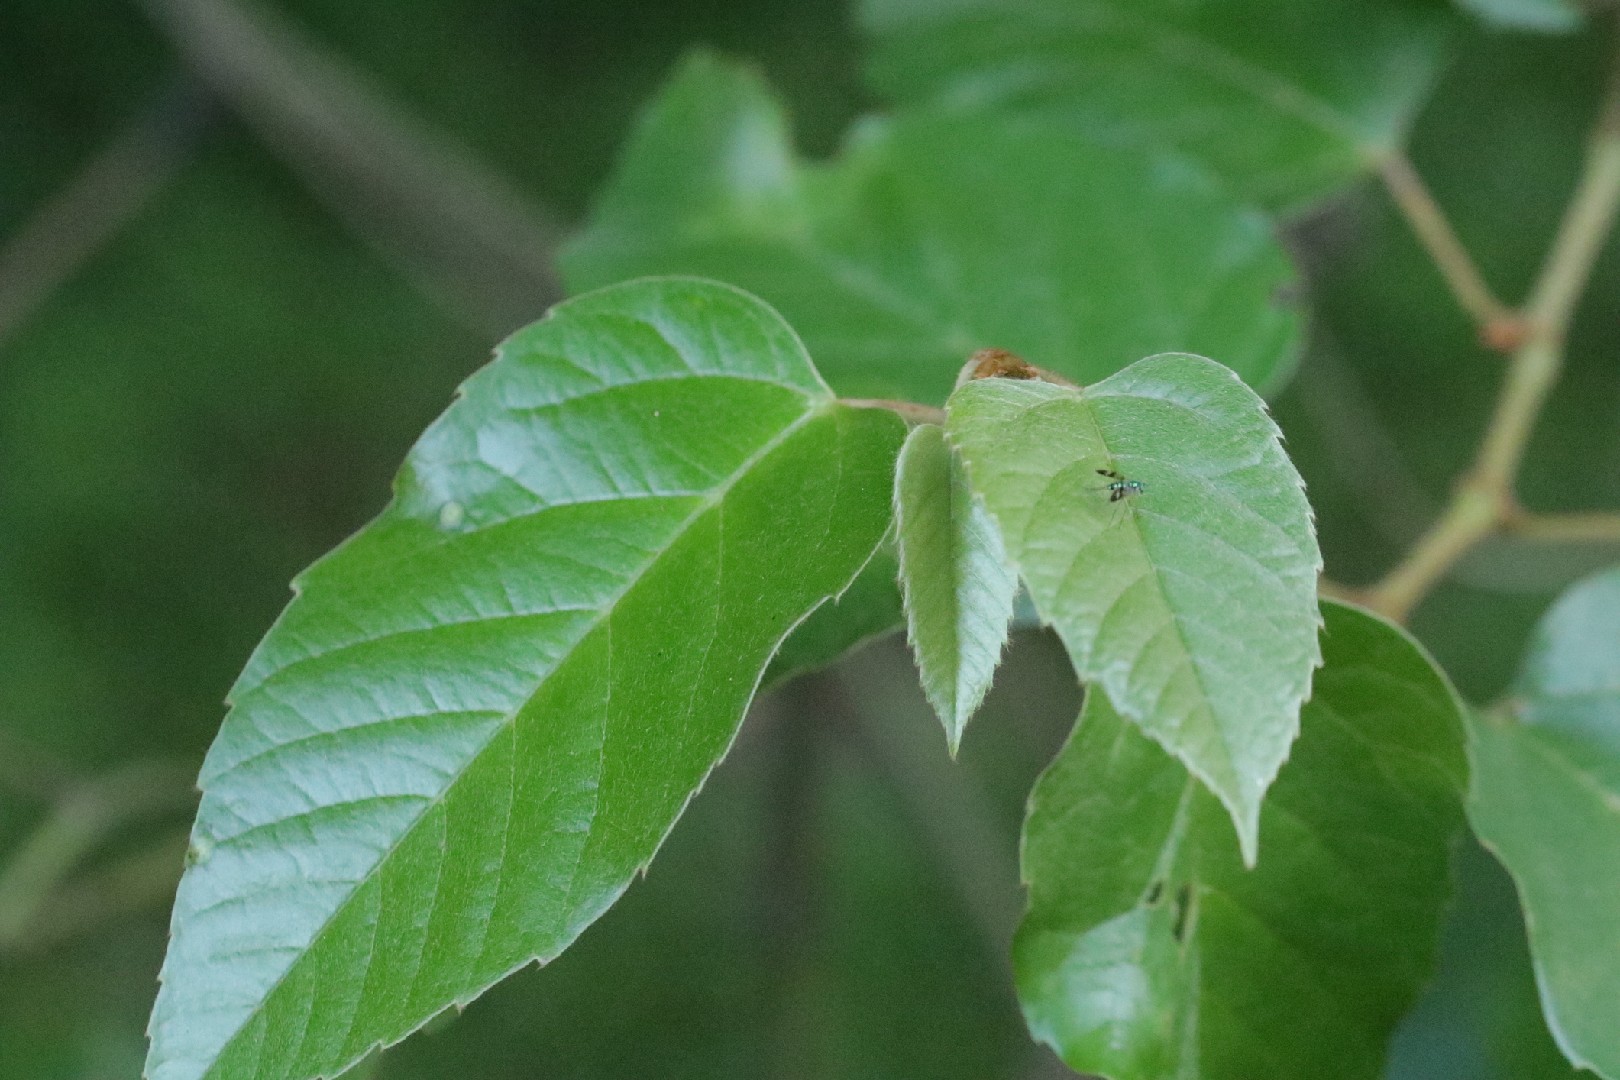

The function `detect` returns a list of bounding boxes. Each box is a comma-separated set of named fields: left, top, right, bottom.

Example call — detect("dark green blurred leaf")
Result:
left=1387, top=840, right=1587, bottom=1080
left=859, top=0, right=1458, bottom=210
left=764, top=547, right=905, bottom=689
left=565, top=51, right=1304, bottom=403
left=946, top=356, right=1321, bottom=861
left=894, top=424, right=1018, bottom=753
left=1468, top=566, right=1620, bottom=1079
left=1017, top=601, right=1468, bottom=1080
left=145, top=279, right=904, bottom=1080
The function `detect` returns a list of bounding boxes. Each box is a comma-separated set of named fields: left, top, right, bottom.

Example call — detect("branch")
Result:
left=0, top=81, right=207, bottom=352
left=0, top=761, right=195, bottom=951
left=1364, top=40, right=1620, bottom=623
left=1380, top=153, right=1519, bottom=344
left=1502, top=510, right=1620, bottom=543
left=139, top=0, right=566, bottom=338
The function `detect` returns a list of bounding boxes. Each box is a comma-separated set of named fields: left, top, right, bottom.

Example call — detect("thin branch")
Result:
left=18, top=830, right=190, bottom=954
left=1502, top=510, right=1620, bottom=543
left=0, top=760, right=195, bottom=951
left=1379, top=153, right=1519, bottom=344
left=139, top=0, right=566, bottom=338
left=1364, top=36, right=1620, bottom=622
left=0, top=81, right=208, bottom=352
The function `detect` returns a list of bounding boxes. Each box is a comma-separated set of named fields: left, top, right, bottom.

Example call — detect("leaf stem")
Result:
left=841, top=398, right=947, bottom=425
left=1365, top=43, right=1620, bottom=623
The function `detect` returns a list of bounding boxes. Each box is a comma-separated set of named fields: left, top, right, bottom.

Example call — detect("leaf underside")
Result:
left=144, top=278, right=904, bottom=1080
left=1469, top=568, right=1620, bottom=1080
left=945, top=355, right=1322, bottom=861
left=894, top=423, right=1019, bottom=753
left=1017, top=601, right=1468, bottom=1080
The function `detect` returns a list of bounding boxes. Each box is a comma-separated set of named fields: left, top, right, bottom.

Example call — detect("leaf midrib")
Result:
left=193, top=392, right=834, bottom=1078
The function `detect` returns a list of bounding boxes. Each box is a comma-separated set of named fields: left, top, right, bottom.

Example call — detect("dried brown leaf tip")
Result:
left=966, top=348, right=1039, bottom=381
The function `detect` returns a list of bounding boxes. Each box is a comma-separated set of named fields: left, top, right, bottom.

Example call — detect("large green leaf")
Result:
left=1017, top=601, right=1468, bottom=1079
left=945, top=356, right=1321, bottom=860
left=1469, top=567, right=1620, bottom=1080
left=894, top=424, right=1019, bottom=753
left=563, top=51, right=1303, bottom=405
left=143, top=278, right=905, bottom=1080
left=1456, top=0, right=1585, bottom=32
left=859, top=0, right=1457, bottom=210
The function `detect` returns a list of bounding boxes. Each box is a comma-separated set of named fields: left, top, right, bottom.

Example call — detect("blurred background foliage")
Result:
left=1, top=1, right=1615, bottom=1077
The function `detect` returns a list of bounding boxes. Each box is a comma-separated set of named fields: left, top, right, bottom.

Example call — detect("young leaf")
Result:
left=143, top=278, right=905, bottom=1080
left=1468, top=567, right=1620, bottom=1080
left=946, top=355, right=1321, bottom=862
left=1456, top=0, right=1584, bottom=33
left=894, top=424, right=1019, bottom=753
left=1017, top=601, right=1469, bottom=1080
left=859, top=0, right=1457, bottom=210
left=564, top=51, right=1303, bottom=405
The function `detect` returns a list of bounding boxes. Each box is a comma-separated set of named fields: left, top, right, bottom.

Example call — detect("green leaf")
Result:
left=1456, top=0, right=1585, bottom=32
left=945, top=356, right=1321, bottom=861
left=894, top=424, right=1019, bottom=754
left=1016, top=601, right=1469, bottom=1080
left=1468, top=567, right=1620, bottom=1080
left=859, top=0, right=1457, bottom=210
left=143, top=277, right=905, bottom=1080
left=563, top=51, right=1303, bottom=405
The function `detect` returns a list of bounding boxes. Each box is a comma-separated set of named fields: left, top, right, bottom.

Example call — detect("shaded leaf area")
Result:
left=764, top=546, right=904, bottom=689
left=1017, top=602, right=1468, bottom=1080
left=144, top=279, right=904, bottom=1080
left=1456, top=0, right=1586, bottom=32
left=1387, top=840, right=1588, bottom=1080
left=859, top=0, right=1457, bottom=211
left=895, top=425, right=1018, bottom=753
left=1469, top=567, right=1620, bottom=1080
left=564, top=51, right=1303, bottom=404
left=947, top=356, right=1321, bottom=860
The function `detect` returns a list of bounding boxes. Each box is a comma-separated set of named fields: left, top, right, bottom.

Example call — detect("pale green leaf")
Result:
left=894, top=424, right=1019, bottom=753
left=945, top=356, right=1321, bottom=861
left=1017, top=601, right=1468, bottom=1080
left=1457, top=0, right=1585, bottom=32
left=1469, top=566, right=1620, bottom=1080
left=143, top=278, right=905, bottom=1080
left=859, top=0, right=1457, bottom=210
left=563, top=51, right=1303, bottom=405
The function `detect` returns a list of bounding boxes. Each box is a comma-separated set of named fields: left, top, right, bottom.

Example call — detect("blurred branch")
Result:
left=139, top=0, right=567, bottom=338
left=20, top=830, right=190, bottom=954
left=0, top=731, right=80, bottom=803
left=0, top=759, right=195, bottom=952
left=1366, top=32, right=1620, bottom=622
left=1502, top=509, right=1620, bottom=543
left=1380, top=153, right=1521, bottom=347
left=0, top=81, right=209, bottom=353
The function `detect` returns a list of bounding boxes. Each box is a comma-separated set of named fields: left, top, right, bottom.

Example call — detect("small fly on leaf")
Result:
left=1096, top=468, right=1145, bottom=503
